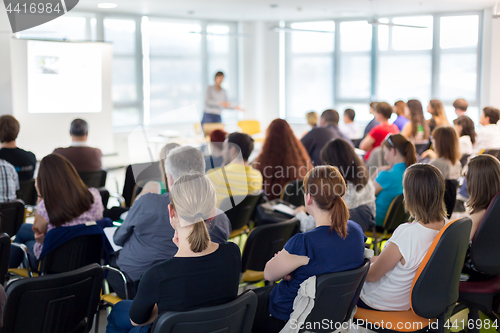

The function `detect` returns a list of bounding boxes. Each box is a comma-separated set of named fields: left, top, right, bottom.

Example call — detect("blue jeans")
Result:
left=9, top=223, right=39, bottom=270
left=106, top=300, right=152, bottom=333
left=201, top=113, right=222, bottom=125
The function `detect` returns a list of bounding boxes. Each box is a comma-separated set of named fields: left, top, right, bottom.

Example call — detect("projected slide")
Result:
left=27, top=40, right=102, bottom=114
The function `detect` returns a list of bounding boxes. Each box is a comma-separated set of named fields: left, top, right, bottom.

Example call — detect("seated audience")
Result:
left=392, top=100, right=409, bottom=132
left=53, top=118, right=103, bottom=172
left=254, top=119, right=311, bottom=200
left=401, top=99, right=431, bottom=144
left=360, top=102, right=399, bottom=161
left=473, top=106, right=500, bottom=153
left=453, top=116, right=476, bottom=156
left=359, top=164, right=446, bottom=311
left=363, top=102, right=380, bottom=138
left=373, top=134, right=417, bottom=227
left=0, top=115, right=36, bottom=181
left=9, top=154, right=103, bottom=270
left=205, top=129, right=227, bottom=172
left=107, top=173, right=241, bottom=333
left=301, top=109, right=352, bottom=165
left=422, top=126, right=462, bottom=181
left=110, top=146, right=231, bottom=298
left=208, top=132, right=263, bottom=206
left=453, top=98, right=468, bottom=118
left=294, top=139, right=376, bottom=232
left=427, top=99, right=449, bottom=132
left=0, top=159, right=19, bottom=203
left=252, top=165, right=365, bottom=333
left=341, top=108, right=362, bottom=140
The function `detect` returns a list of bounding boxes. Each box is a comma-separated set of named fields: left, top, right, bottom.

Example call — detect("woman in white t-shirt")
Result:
left=358, top=164, right=446, bottom=311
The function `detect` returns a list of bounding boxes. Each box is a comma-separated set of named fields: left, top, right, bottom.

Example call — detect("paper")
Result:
left=272, top=203, right=296, bottom=216
left=104, top=227, right=122, bottom=252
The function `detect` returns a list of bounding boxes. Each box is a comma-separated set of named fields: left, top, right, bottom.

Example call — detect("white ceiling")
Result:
left=76, top=0, right=499, bottom=21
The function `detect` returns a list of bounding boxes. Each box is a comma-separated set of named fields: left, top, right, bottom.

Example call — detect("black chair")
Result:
left=123, top=162, right=163, bottom=207
left=460, top=154, right=470, bottom=168
left=99, top=187, right=110, bottom=208
left=0, top=232, right=10, bottom=285
left=78, top=169, right=107, bottom=188
left=300, top=259, right=370, bottom=333
left=240, top=218, right=300, bottom=283
left=16, top=178, right=37, bottom=206
left=280, top=179, right=305, bottom=207
left=220, top=192, right=264, bottom=239
left=3, top=263, right=103, bottom=333
left=444, top=179, right=458, bottom=219
left=415, top=141, right=432, bottom=156
left=150, top=290, right=258, bottom=333
left=352, top=138, right=362, bottom=149
left=0, top=200, right=25, bottom=237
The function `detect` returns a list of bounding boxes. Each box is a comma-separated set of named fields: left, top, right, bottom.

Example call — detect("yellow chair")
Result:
left=202, top=123, right=225, bottom=137
left=238, top=120, right=261, bottom=136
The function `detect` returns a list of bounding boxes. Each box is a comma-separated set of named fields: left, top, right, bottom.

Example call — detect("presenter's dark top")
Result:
left=53, top=144, right=102, bottom=172
left=0, top=147, right=36, bottom=181
left=128, top=242, right=241, bottom=325
left=301, top=124, right=353, bottom=166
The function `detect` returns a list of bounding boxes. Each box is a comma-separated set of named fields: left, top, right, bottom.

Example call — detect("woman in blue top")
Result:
left=373, top=134, right=417, bottom=226
left=252, top=165, right=366, bottom=333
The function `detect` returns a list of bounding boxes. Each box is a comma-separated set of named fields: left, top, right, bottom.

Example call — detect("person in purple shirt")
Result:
left=392, top=100, right=409, bottom=131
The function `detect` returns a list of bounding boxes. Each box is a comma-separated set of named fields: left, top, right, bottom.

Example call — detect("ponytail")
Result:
left=188, top=219, right=210, bottom=253
left=383, top=134, right=417, bottom=168
left=404, top=141, right=417, bottom=167
left=328, top=195, right=349, bottom=239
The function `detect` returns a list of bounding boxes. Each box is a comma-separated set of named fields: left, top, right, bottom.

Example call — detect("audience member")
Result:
left=453, top=98, right=469, bottom=118
left=53, top=118, right=103, bottom=172
left=359, top=164, right=446, bottom=311
left=427, top=99, right=449, bottom=132
left=392, top=100, right=409, bottom=132
left=254, top=119, right=311, bottom=200
left=360, top=102, right=399, bottom=161
left=401, top=99, right=431, bottom=144
left=301, top=109, right=352, bottom=166
left=306, top=111, right=318, bottom=128
left=205, top=129, right=227, bottom=172
left=341, top=108, right=362, bottom=139
left=473, top=106, right=500, bottom=153
left=159, top=143, right=181, bottom=188
left=0, top=115, right=36, bottom=181
left=294, top=139, right=376, bottom=232
left=107, top=173, right=241, bottom=333
left=422, top=126, right=462, bottom=180
left=453, top=116, right=476, bottom=155
left=252, top=165, right=365, bottom=333
left=0, top=159, right=19, bottom=203
left=363, top=102, right=380, bottom=138
left=373, top=134, right=417, bottom=227
left=109, top=146, right=231, bottom=298
left=9, top=154, right=103, bottom=270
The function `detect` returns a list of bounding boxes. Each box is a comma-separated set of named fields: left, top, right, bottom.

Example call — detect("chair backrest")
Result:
left=415, top=141, right=431, bottom=156
left=301, top=259, right=370, bottom=333
left=3, top=263, right=103, bottom=333
left=242, top=218, right=300, bottom=272
left=0, top=232, right=10, bottom=285
left=280, top=179, right=305, bottom=207
left=99, top=187, right=110, bottom=208
left=382, top=194, right=411, bottom=232
left=16, top=178, right=38, bottom=206
left=150, top=290, right=258, bottom=333
left=469, top=193, right=500, bottom=275
left=39, top=233, right=104, bottom=275
left=123, top=162, right=163, bottom=207
left=444, top=180, right=458, bottom=219
left=460, top=154, right=470, bottom=168
left=238, top=120, right=261, bottom=136
left=78, top=169, right=107, bottom=188
left=220, top=193, right=264, bottom=231
left=410, top=218, right=471, bottom=319
left=0, top=200, right=25, bottom=237
left=482, top=149, right=500, bottom=161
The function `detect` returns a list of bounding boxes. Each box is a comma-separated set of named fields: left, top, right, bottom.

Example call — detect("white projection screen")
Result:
left=27, top=40, right=102, bottom=114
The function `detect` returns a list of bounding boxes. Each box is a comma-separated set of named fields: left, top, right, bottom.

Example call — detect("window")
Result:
left=17, top=13, right=94, bottom=40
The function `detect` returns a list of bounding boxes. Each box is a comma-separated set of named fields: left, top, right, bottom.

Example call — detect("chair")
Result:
left=366, top=194, right=410, bottom=255
left=220, top=192, right=264, bottom=239
left=3, top=263, right=103, bottom=333
left=78, top=169, right=107, bottom=188
left=99, top=187, right=110, bottom=208
left=238, top=120, right=261, bottom=136
left=16, top=178, right=38, bottom=206
left=415, top=141, right=431, bottom=156
left=150, top=290, right=258, bottom=333
left=122, top=162, right=163, bottom=207
left=0, top=232, right=10, bottom=285
left=240, top=218, right=300, bottom=283
left=457, top=194, right=500, bottom=332
left=352, top=138, right=362, bottom=149
left=355, top=218, right=472, bottom=333
left=299, top=259, right=370, bottom=333
left=444, top=179, right=458, bottom=219
left=280, top=179, right=305, bottom=207
left=202, top=123, right=225, bottom=137
left=460, top=154, right=470, bottom=168
left=0, top=200, right=25, bottom=237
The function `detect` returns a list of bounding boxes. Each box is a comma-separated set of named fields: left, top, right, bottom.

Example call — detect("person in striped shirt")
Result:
left=0, top=159, right=19, bottom=203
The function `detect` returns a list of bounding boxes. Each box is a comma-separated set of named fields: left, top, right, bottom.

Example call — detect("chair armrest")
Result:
left=101, top=265, right=129, bottom=300
left=10, top=242, right=34, bottom=278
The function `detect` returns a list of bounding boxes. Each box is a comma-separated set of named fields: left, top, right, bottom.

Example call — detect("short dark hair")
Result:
left=215, top=71, right=224, bottom=78
left=483, top=106, right=500, bottom=124
left=453, top=99, right=469, bottom=112
left=70, top=118, right=88, bottom=137
left=321, top=109, right=339, bottom=125
left=376, top=102, right=393, bottom=119
left=0, top=115, right=20, bottom=143
left=344, top=108, right=355, bottom=122
left=227, top=132, right=254, bottom=162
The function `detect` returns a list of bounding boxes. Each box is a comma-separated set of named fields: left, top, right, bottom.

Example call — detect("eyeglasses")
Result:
left=386, top=135, right=396, bottom=149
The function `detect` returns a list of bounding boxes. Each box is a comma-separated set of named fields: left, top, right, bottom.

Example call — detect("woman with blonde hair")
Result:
left=107, top=173, right=241, bottom=333
left=427, top=99, right=450, bottom=132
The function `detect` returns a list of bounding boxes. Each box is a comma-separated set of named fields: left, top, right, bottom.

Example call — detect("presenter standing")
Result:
left=202, top=71, right=239, bottom=125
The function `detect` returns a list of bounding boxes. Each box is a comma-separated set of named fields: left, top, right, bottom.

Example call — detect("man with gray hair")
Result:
left=108, top=145, right=231, bottom=299
left=53, top=118, right=102, bottom=171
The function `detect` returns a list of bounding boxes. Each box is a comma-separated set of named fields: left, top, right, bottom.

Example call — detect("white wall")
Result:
left=482, top=9, right=500, bottom=109
left=0, top=8, right=13, bottom=116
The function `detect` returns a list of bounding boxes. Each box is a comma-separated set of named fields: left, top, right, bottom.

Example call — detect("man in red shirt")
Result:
left=360, top=102, right=399, bottom=160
